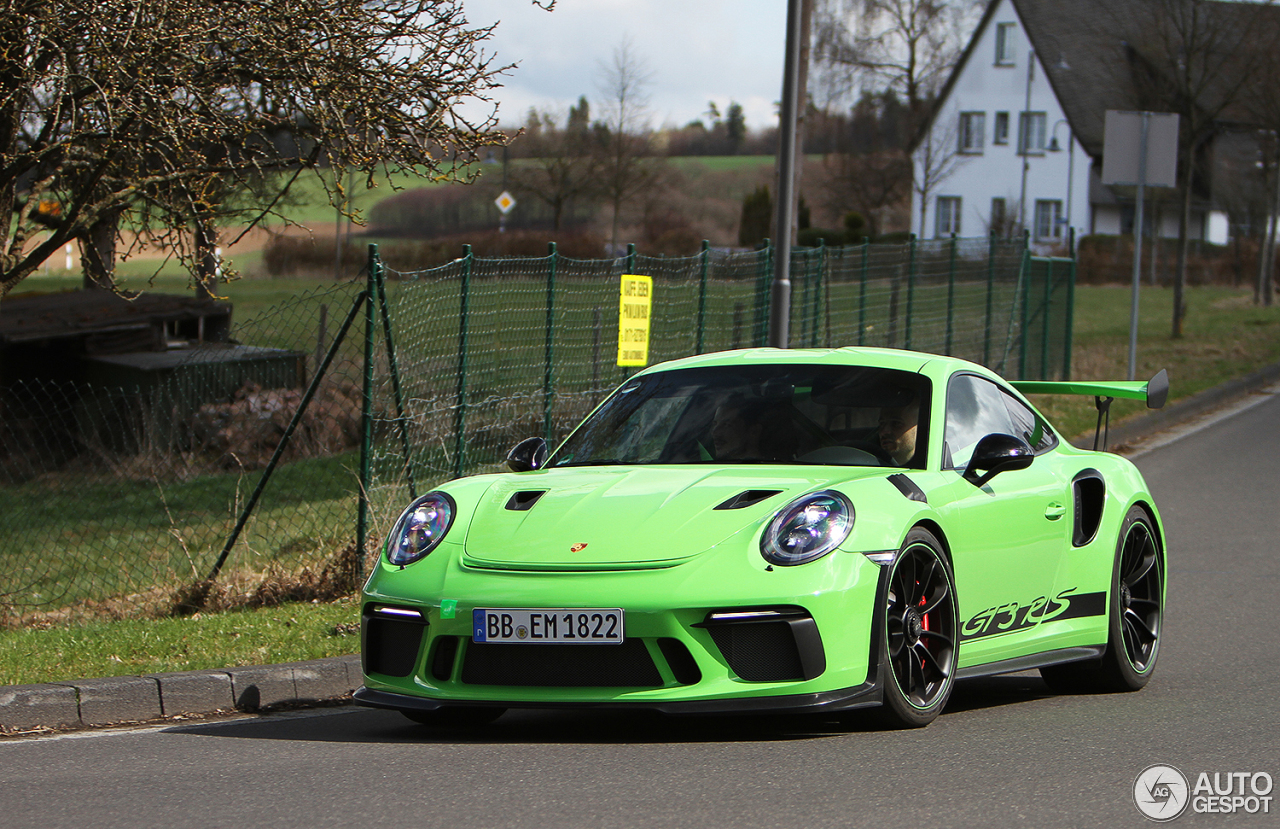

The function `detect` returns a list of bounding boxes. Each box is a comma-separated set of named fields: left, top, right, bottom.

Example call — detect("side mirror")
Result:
left=506, top=437, right=548, bottom=472
left=963, top=433, right=1034, bottom=487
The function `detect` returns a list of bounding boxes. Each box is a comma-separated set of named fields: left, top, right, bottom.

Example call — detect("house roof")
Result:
left=926, top=0, right=1280, bottom=159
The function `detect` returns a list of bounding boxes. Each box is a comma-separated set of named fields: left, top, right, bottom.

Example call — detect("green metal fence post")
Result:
left=1041, top=259, right=1052, bottom=380
left=858, top=238, right=869, bottom=346
left=626, top=242, right=637, bottom=275
left=544, top=242, right=558, bottom=442
left=1018, top=247, right=1030, bottom=380
left=696, top=240, right=709, bottom=354
left=811, top=240, right=825, bottom=347
left=373, top=247, right=417, bottom=499
left=1065, top=232, right=1077, bottom=380
left=905, top=234, right=917, bottom=350
left=754, top=239, right=772, bottom=347
left=357, top=245, right=377, bottom=573
left=984, top=233, right=996, bottom=366
left=453, top=245, right=472, bottom=478
left=946, top=233, right=957, bottom=355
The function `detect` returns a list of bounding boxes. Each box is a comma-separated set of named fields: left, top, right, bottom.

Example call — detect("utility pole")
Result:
left=769, top=0, right=804, bottom=348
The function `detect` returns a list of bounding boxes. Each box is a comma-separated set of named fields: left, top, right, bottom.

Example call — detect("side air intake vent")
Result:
left=697, top=607, right=826, bottom=681
left=505, top=490, right=547, bottom=511
left=714, top=490, right=783, bottom=510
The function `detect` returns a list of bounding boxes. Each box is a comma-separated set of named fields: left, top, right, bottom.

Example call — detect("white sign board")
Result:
left=495, top=191, right=516, bottom=214
left=1102, top=111, right=1180, bottom=188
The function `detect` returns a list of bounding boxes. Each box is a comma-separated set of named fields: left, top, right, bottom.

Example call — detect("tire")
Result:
left=877, top=527, right=959, bottom=728
left=401, top=706, right=506, bottom=728
left=1041, top=506, right=1163, bottom=693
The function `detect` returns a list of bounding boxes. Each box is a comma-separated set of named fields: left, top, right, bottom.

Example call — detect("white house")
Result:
left=912, top=0, right=1236, bottom=248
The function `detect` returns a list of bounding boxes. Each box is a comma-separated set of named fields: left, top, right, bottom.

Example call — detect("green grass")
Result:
left=1027, top=285, right=1280, bottom=440
left=0, top=599, right=359, bottom=687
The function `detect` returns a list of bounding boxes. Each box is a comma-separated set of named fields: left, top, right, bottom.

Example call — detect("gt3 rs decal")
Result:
left=961, top=589, right=1106, bottom=641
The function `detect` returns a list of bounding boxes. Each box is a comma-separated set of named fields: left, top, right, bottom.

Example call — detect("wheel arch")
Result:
left=910, top=518, right=954, bottom=568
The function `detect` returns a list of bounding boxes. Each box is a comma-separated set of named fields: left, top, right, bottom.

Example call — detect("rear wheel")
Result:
left=1041, top=506, right=1163, bottom=693
left=401, top=706, right=506, bottom=728
left=878, top=528, right=958, bottom=728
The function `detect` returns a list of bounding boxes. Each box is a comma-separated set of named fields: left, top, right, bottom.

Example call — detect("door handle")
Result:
left=1045, top=502, right=1067, bottom=520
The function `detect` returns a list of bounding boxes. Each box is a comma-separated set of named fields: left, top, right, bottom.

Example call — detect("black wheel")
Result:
left=878, top=527, right=959, bottom=728
left=1041, top=506, right=1163, bottom=693
left=401, top=706, right=506, bottom=728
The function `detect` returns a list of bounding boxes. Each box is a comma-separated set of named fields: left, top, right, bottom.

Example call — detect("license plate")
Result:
left=472, top=608, right=624, bottom=644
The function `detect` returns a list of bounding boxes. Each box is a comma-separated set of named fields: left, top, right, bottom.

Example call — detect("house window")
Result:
left=958, top=112, right=985, bottom=153
left=995, top=23, right=1017, bottom=65
left=991, top=198, right=1007, bottom=234
left=994, top=112, right=1009, bottom=144
left=1019, top=112, right=1047, bottom=153
left=1035, top=200, right=1063, bottom=240
left=936, top=196, right=962, bottom=237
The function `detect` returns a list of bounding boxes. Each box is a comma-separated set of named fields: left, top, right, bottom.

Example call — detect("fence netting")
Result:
left=1, top=236, right=1072, bottom=627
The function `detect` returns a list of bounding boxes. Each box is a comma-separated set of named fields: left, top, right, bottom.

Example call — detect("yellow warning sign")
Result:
left=617, top=274, right=652, bottom=367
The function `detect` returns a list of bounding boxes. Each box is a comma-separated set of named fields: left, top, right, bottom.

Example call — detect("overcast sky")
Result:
left=460, top=0, right=790, bottom=131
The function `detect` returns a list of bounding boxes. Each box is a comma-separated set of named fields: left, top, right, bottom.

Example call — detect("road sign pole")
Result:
left=1128, top=113, right=1149, bottom=381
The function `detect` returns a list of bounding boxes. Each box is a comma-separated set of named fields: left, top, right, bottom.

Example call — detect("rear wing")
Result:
left=1011, top=369, right=1168, bottom=450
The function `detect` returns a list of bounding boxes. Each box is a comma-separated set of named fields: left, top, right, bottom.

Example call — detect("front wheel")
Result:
left=877, top=528, right=959, bottom=728
left=1041, top=506, right=1163, bottom=693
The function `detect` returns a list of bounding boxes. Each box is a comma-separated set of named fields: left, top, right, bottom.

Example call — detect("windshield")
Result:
left=549, top=364, right=931, bottom=469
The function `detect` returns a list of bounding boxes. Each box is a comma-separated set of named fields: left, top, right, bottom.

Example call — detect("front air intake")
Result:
left=699, top=607, right=826, bottom=681
left=461, top=640, right=663, bottom=687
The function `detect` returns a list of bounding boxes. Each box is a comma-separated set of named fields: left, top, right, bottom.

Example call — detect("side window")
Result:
left=944, top=374, right=1017, bottom=469
left=1002, top=391, right=1057, bottom=453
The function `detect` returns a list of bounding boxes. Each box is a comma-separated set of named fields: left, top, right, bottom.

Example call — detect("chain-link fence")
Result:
left=0, top=235, right=1072, bottom=628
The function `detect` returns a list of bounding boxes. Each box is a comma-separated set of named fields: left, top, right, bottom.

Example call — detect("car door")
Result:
left=931, top=373, right=1073, bottom=666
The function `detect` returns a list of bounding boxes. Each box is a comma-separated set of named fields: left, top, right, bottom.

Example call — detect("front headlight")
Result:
left=387, top=492, right=456, bottom=566
left=760, top=490, right=854, bottom=566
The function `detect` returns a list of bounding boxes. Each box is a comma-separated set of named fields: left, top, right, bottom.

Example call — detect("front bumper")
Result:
left=358, top=544, right=889, bottom=713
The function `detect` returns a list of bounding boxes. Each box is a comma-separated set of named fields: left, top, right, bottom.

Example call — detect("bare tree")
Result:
left=913, top=116, right=967, bottom=238
left=813, top=0, right=979, bottom=123
left=596, top=40, right=660, bottom=252
left=1118, top=0, right=1270, bottom=334
left=0, top=0, right=549, bottom=298
left=820, top=149, right=911, bottom=237
left=508, top=102, right=604, bottom=231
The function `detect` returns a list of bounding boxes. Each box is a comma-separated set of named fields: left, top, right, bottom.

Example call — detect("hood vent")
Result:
left=714, top=489, right=783, bottom=511
left=504, top=490, right=548, bottom=511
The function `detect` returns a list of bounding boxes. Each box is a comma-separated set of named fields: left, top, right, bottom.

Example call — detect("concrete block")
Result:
left=66, top=676, right=162, bottom=726
left=0, top=683, right=81, bottom=732
left=149, top=670, right=234, bottom=717
left=287, top=656, right=357, bottom=703
left=338, top=654, right=362, bottom=690
left=227, top=665, right=295, bottom=711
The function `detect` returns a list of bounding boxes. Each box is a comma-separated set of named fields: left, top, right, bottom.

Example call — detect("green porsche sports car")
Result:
left=355, top=347, right=1169, bottom=728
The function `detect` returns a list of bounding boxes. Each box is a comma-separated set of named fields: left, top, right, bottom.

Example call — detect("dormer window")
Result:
left=958, top=113, right=985, bottom=154
left=995, top=22, right=1016, bottom=66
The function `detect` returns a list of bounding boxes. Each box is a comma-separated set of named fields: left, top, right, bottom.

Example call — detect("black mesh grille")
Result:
left=362, top=616, right=426, bottom=678
left=461, top=639, right=662, bottom=687
left=707, top=621, right=805, bottom=681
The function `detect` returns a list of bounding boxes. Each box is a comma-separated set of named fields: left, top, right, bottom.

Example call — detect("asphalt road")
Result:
left=3, top=389, right=1277, bottom=829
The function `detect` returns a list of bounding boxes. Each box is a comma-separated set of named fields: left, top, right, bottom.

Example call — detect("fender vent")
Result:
left=1072, top=471, right=1105, bottom=547
left=714, top=490, right=783, bottom=510
left=505, top=490, right=547, bottom=511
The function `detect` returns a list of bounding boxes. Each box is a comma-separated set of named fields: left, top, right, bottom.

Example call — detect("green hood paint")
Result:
left=461, top=465, right=886, bottom=571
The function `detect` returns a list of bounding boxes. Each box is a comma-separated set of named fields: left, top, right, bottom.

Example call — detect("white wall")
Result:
left=912, top=0, right=1090, bottom=247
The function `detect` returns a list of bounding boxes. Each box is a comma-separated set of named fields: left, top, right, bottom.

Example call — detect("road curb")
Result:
left=0, top=655, right=361, bottom=736
left=4, top=360, right=1278, bottom=737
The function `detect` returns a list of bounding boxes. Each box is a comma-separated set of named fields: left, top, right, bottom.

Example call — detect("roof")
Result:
left=926, top=0, right=1280, bottom=159
left=0, top=290, right=230, bottom=346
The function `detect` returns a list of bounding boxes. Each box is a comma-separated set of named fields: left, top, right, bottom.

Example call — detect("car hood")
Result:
left=461, top=464, right=884, bottom=571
